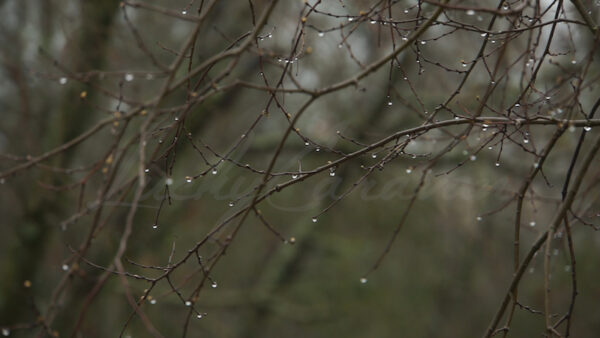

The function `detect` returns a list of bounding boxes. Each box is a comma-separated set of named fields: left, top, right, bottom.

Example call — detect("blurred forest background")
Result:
left=0, top=0, right=600, bottom=337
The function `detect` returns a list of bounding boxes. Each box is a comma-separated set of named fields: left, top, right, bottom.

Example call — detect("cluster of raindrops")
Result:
left=276, top=57, right=298, bottom=64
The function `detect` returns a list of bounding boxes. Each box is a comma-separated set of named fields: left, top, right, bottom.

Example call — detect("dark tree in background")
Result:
left=0, top=0, right=599, bottom=337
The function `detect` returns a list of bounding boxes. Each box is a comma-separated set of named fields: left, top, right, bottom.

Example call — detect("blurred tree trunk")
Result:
left=239, top=71, right=400, bottom=336
left=0, top=0, right=120, bottom=326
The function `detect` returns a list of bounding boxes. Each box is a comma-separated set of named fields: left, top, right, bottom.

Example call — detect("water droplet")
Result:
left=197, top=314, right=203, bottom=319
left=316, top=147, right=320, bottom=152
left=144, top=168, right=150, bottom=173
left=185, top=176, right=193, bottom=183
left=515, top=103, right=520, bottom=107
left=529, top=221, right=536, bottom=227
left=185, top=301, right=192, bottom=306
left=228, top=201, right=234, bottom=207
left=312, top=217, right=317, bottom=223
left=406, top=168, right=412, bottom=174
left=533, top=162, right=539, bottom=168
left=584, top=126, right=592, bottom=132
left=360, top=277, right=368, bottom=284
left=291, top=174, right=298, bottom=179
left=211, top=168, right=218, bottom=175
left=165, top=178, right=173, bottom=186
left=470, top=155, right=477, bottom=161
left=124, top=73, right=134, bottom=82
left=480, top=33, right=487, bottom=37
left=466, top=9, right=475, bottom=16
left=545, top=96, right=551, bottom=100
left=387, top=101, right=393, bottom=106
left=211, top=281, right=218, bottom=288
left=571, top=59, right=577, bottom=64
left=59, top=77, right=68, bottom=85
left=181, top=10, right=187, bottom=15
left=476, top=216, right=483, bottom=221
left=569, top=125, right=576, bottom=132
left=495, top=162, right=500, bottom=167
left=2, top=328, right=9, bottom=336
left=371, top=153, right=377, bottom=159
left=348, top=17, right=353, bottom=22
left=152, top=224, right=158, bottom=229
left=304, top=141, right=309, bottom=146
left=420, top=40, right=426, bottom=45
left=370, top=20, right=377, bottom=24
left=150, top=299, right=157, bottom=304
left=267, top=33, right=272, bottom=39
left=62, top=264, right=69, bottom=271
left=318, top=32, right=324, bottom=37
left=523, top=138, right=529, bottom=144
